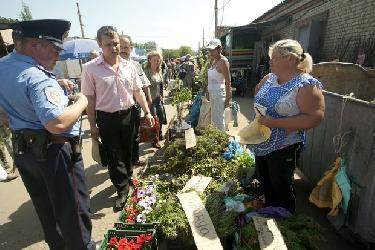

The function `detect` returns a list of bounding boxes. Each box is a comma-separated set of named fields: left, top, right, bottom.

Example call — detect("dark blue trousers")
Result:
left=96, top=109, right=133, bottom=197
left=15, top=143, right=94, bottom=250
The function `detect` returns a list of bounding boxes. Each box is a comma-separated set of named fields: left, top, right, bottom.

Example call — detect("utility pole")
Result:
left=203, top=28, right=205, bottom=47
left=214, top=0, right=218, bottom=38
left=76, top=2, right=85, bottom=38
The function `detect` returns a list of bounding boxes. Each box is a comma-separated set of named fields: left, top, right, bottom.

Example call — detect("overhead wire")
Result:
left=219, top=0, right=233, bottom=10
left=219, top=0, right=233, bottom=26
left=207, top=12, right=215, bottom=39
left=220, top=0, right=225, bottom=26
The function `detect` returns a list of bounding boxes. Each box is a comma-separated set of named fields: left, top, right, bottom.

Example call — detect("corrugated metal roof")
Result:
left=252, top=0, right=292, bottom=23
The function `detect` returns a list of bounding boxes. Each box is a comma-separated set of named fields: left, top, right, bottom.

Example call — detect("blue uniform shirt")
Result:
left=0, top=51, right=80, bottom=137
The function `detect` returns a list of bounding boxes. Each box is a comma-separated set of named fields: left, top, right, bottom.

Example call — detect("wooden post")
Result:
left=76, top=2, right=85, bottom=38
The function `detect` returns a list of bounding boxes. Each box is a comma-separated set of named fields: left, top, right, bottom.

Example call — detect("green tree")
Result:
left=162, top=46, right=194, bottom=60
left=143, top=41, right=158, bottom=50
left=19, top=1, right=33, bottom=21
left=178, top=46, right=193, bottom=57
left=162, top=49, right=179, bottom=60
left=133, top=42, right=144, bottom=49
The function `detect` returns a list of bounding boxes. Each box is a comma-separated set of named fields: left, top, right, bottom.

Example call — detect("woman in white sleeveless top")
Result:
left=206, top=39, right=232, bottom=130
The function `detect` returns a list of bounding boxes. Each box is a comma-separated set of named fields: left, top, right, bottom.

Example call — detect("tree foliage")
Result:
left=132, top=40, right=195, bottom=60
left=162, top=45, right=194, bottom=60
left=179, top=46, right=192, bottom=56
left=19, top=1, right=33, bottom=21
left=134, top=41, right=158, bottom=51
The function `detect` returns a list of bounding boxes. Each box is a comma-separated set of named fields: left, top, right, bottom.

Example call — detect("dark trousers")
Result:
left=15, top=143, right=94, bottom=250
left=150, top=97, right=165, bottom=138
left=255, top=143, right=303, bottom=213
left=97, top=109, right=134, bottom=197
left=132, top=104, right=141, bottom=163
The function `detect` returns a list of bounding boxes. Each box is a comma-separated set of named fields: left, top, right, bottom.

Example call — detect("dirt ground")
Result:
left=0, top=94, right=362, bottom=249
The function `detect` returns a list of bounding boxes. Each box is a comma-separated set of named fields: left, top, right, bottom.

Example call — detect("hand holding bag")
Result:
left=140, top=116, right=160, bottom=143
left=91, top=139, right=108, bottom=167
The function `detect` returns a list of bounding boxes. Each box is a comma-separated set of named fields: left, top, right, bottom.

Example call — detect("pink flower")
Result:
left=109, top=237, right=118, bottom=246
left=131, top=243, right=142, bottom=250
left=144, top=234, right=153, bottom=241
left=132, top=196, right=139, bottom=203
left=119, top=238, right=128, bottom=246
left=136, top=235, right=145, bottom=245
left=137, top=234, right=153, bottom=244
left=132, top=179, right=139, bottom=186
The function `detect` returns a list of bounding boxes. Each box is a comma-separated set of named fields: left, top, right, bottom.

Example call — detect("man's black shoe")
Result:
left=113, top=193, right=128, bottom=212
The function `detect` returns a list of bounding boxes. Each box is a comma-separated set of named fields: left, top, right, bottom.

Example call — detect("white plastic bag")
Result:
left=197, top=97, right=211, bottom=128
left=91, top=139, right=102, bottom=164
left=224, top=107, right=233, bottom=131
left=168, top=79, right=177, bottom=91
left=237, top=117, right=271, bottom=144
left=0, top=162, right=7, bottom=181
left=235, top=105, right=271, bottom=144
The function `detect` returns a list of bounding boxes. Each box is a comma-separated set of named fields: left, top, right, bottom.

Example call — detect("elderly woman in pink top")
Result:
left=81, top=26, right=154, bottom=211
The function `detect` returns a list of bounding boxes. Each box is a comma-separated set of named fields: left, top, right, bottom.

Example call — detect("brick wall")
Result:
left=257, top=0, right=375, bottom=65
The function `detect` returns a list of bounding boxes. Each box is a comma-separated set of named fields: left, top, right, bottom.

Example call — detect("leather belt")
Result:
left=97, top=107, right=132, bottom=116
left=49, top=134, right=78, bottom=144
left=116, top=108, right=131, bottom=115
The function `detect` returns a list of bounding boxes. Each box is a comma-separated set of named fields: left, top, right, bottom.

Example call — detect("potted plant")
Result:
left=167, top=79, right=192, bottom=141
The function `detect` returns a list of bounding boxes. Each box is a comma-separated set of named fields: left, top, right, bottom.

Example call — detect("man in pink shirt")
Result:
left=81, top=26, right=154, bottom=211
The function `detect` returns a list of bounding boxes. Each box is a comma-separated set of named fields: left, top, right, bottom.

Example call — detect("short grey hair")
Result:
left=96, top=26, right=118, bottom=43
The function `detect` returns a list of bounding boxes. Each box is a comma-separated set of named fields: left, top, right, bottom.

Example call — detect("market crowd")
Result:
left=0, top=18, right=324, bottom=250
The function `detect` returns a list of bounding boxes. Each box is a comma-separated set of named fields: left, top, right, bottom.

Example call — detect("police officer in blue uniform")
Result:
left=0, top=19, right=95, bottom=250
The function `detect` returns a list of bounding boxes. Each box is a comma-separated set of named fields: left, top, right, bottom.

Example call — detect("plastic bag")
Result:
left=335, top=159, right=351, bottom=214
left=91, top=139, right=101, bottom=164
left=237, top=117, right=271, bottom=144
left=309, top=157, right=342, bottom=216
left=0, top=162, right=7, bottom=181
left=168, top=79, right=177, bottom=91
left=197, top=97, right=211, bottom=129
left=231, top=101, right=240, bottom=127
left=91, top=139, right=108, bottom=167
left=224, top=107, right=233, bottom=131
left=186, top=91, right=203, bottom=128
left=222, top=140, right=244, bottom=160
left=229, top=105, right=271, bottom=144
left=224, top=195, right=248, bottom=213
left=140, top=116, right=160, bottom=143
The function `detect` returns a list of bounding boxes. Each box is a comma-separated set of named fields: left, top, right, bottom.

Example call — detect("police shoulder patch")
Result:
left=44, top=87, right=62, bottom=106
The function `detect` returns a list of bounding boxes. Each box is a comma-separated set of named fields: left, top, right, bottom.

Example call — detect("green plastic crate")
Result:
left=114, top=222, right=155, bottom=231
left=99, top=228, right=157, bottom=250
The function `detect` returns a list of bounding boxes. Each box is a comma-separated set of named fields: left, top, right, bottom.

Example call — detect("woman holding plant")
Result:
left=253, top=39, right=325, bottom=213
left=206, top=39, right=232, bottom=131
left=144, top=51, right=166, bottom=148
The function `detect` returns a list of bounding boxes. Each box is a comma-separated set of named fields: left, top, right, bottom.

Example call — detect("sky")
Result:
left=0, top=0, right=282, bottom=50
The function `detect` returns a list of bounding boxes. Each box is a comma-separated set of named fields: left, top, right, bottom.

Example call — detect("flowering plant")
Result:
left=105, top=234, right=153, bottom=250
left=123, top=179, right=159, bottom=224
